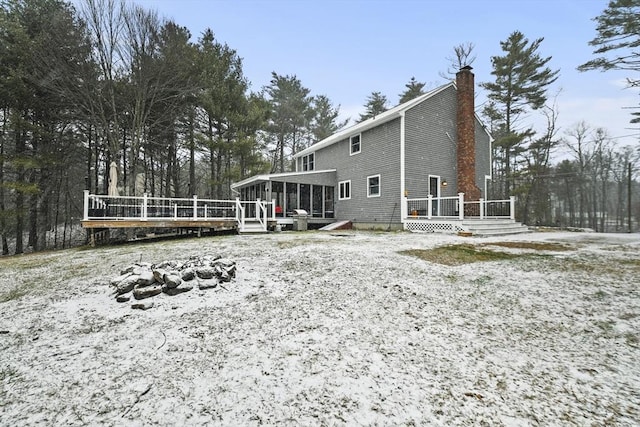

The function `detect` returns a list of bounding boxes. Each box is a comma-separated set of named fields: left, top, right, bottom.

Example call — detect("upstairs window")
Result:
left=339, top=180, right=351, bottom=200
left=367, top=175, right=380, bottom=197
left=302, top=153, right=315, bottom=171
left=350, top=134, right=361, bottom=155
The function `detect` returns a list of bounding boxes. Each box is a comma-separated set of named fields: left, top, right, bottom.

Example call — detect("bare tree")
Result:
left=439, top=42, right=476, bottom=79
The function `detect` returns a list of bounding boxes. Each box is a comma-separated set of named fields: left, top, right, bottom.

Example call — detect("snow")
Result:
left=1, top=230, right=639, bottom=426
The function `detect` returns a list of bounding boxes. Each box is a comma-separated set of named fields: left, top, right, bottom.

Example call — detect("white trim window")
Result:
left=338, top=180, right=351, bottom=200
left=302, top=153, right=315, bottom=171
left=350, top=134, right=361, bottom=155
left=367, top=174, right=380, bottom=198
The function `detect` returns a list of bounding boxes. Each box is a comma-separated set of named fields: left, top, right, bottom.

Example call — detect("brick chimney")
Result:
left=456, top=65, right=481, bottom=202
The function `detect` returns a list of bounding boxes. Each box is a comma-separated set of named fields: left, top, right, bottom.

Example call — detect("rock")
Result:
left=215, top=258, right=235, bottom=268
left=137, top=270, right=156, bottom=286
left=156, top=260, right=177, bottom=269
left=163, top=274, right=182, bottom=289
left=219, top=271, right=231, bottom=283
left=110, top=272, right=133, bottom=286
left=133, top=284, right=162, bottom=299
left=152, top=269, right=167, bottom=284
left=198, top=279, right=218, bottom=290
left=181, top=268, right=195, bottom=281
left=224, top=264, right=236, bottom=278
left=163, top=283, right=193, bottom=296
left=116, top=293, right=131, bottom=303
left=196, top=267, right=216, bottom=279
left=115, top=275, right=138, bottom=294
left=132, top=301, right=154, bottom=310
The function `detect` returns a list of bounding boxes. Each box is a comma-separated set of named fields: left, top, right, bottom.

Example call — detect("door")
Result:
left=429, top=176, right=440, bottom=216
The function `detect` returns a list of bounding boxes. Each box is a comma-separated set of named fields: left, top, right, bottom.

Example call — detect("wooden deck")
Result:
left=81, top=192, right=275, bottom=234
left=80, top=218, right=239, bottom=229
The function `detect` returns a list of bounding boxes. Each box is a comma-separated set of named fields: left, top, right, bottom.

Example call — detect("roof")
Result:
left=230, top=169, right=337, bottom=190
left=294, top=82, right=455, bottom=159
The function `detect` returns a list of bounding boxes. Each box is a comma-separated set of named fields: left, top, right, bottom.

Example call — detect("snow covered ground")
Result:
left=1, top=230, right=638, bottom=426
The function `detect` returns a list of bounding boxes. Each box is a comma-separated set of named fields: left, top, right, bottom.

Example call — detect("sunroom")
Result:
left=231, top=170, right=337, bottom=228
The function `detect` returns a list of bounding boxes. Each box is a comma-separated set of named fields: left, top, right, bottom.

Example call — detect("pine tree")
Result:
left=265, top=73, right=313, bottom=172
left=481, top=31, right=559, bottom=196
left=310, top=95, right=348, bottom=142
left=398, top=77, right=426, bottom=104
left=358, top=91, right=388, bottom=122
left=578, top=0, right=640, bottom=122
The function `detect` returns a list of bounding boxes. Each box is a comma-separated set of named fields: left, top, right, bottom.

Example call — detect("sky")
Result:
left=125, top=0, right=638, bottom=154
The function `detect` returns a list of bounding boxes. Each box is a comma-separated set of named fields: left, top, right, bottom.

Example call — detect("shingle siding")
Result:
left=405, top=86, right=458, bottom=198
left=315, top=118, right=402, bottom=224
left=404, top=85, right=491, bottom=199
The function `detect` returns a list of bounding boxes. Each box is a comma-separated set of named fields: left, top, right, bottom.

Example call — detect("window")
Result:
left=302, top=153, right=315, bottom=171
left=338, top=180, right=351, bottom=200
left=350, top=134, right=361, bottom=155
left=367, top=175, right=380, bottom=197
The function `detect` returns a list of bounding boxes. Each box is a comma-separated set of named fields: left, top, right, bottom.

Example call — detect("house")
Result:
left=232, top=67, right=521, bottom=234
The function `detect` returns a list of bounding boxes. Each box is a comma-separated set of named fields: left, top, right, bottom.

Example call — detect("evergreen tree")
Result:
left=358, top=91, right=388, bottom=122
left=578, top=0, right=640, bottom=122
left=481, top=30, right=559, bottom=196
left=310, top=95, right=348, bottom=142
left=197, top=28, right=249, bottom=197
left=264, top=73, right=313, bottom=172
left=398, top=77, right=426, bottom=104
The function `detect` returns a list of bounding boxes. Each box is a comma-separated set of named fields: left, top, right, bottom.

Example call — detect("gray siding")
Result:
left=315, top=118, right=402, bottom=224
left=405, top=86, right=458, bottom=198
left=404, top=85, right=492, bottom=199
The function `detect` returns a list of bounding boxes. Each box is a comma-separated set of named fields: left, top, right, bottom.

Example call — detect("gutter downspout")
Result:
left=400, top=111, right=407, bottom=225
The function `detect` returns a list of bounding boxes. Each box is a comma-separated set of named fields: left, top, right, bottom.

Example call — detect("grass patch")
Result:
left=479, top=241, right=574, bottom=251
left=0, top=287, right=29, bottom=303
left=400, top=244, right=520, bottom=266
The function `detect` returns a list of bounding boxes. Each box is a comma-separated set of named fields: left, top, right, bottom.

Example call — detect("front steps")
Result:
left=404, top=218, right=529, bottom=236
left=238, top=220, right=267, bottom=234
left=461, top=219, right=530, bottom=236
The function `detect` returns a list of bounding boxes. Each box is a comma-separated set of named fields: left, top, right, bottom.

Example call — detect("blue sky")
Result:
left=129, top=0, right=638, bottom=152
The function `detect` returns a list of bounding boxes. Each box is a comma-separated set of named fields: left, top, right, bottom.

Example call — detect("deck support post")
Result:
left=427, top=195, right=433, bottom=219
left=83, top=190, right=89, bottom=220
left=458, top=193, right=465, bottom=220
left=510, top=196, right=516, bottom=220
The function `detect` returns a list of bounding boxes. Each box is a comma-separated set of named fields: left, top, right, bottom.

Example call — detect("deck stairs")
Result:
left=238, top=220, right=268, bottom=234
left=461, top=219, right=529, bottom=236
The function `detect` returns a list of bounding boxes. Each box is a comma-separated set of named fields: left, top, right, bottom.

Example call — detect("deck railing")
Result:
left=406, top=193, right=515, bottom=220
left=83, top=191, right=274, bottom=228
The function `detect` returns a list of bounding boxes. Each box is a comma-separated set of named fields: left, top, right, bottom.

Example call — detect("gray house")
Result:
left=232, top=67, right=513, bottom=233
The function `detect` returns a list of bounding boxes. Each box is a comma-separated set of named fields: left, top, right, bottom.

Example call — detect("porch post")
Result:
left=510, top=196, right=516, bottom=220
left=479, top=198, right=484, bottom=219
left=256, top=198, right=261, bottom=220
left=427, top=195, right=432, bottom=219
left=83, top=190, right=89, bottom=220
left=458, top=193, right=465, bottom=220
left=193, top=195, right=198, bottom=219
left=271, top=198, right=276, bottom=219
left=142, top=193, right=148, bottom=220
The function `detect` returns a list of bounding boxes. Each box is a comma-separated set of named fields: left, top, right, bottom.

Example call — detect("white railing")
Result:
left=405, top=193, right=515, bottom=220
left=83, top=191, right=275, bottom=230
